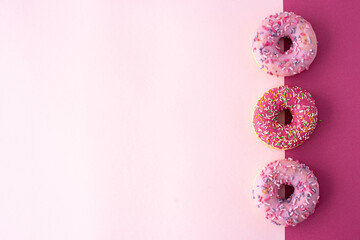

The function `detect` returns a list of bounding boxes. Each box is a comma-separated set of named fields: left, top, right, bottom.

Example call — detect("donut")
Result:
left=252, top=12, right=317, bottom=77
left=253, top=85, right=318, bottom=150
left=252, top=158, right=320, bottom=226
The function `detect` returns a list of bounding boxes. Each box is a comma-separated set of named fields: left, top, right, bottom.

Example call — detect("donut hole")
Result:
left=277, top=109, right=293, bottom=125
left=278, top=36, right=293, bottom=53
left=279, top=184, right=295, bottom=200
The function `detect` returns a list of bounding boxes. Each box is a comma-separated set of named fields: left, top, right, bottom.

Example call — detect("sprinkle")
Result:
left=253, top=158, right=319, bottom=226
left=253, top=12, right=316, bottom=77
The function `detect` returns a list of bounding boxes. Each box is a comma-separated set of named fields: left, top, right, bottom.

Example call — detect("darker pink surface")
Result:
left=284, top=1, right=360, bottom=239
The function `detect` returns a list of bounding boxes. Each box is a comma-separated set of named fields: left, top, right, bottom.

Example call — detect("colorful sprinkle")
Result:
left=252, top=159, right=320, bottom=226
left=252, top=12, right=318, bottom=77
left=253, top=85, right=318, bottom=150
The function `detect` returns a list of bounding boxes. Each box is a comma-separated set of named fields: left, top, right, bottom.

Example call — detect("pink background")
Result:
left=0, top=0, right=285, bottom=240
left=284, top=0, right=360, bottom=239
left=1, top=0, right=357, bottom=239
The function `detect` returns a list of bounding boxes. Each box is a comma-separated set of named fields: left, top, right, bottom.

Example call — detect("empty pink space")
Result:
left=0, top=0, right=286, bottom=240
left=284, top=0, right=360, bottom=239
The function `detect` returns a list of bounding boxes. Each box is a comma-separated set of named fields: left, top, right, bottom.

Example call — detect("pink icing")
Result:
left=252, top=159, right=320, bottom=227
left=252, top=12, right=317, bottom=76
left=253, top=85, right=318, bottom=150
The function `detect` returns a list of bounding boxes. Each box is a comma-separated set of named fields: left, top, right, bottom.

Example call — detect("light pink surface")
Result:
left=0, top=1, right=285, bottom=239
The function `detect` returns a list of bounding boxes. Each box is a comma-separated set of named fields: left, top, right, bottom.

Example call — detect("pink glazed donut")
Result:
left=252, top=159, right=320, bottom=226
left=252, top=85, right=318, bottom=150
left=252, top=12, right=317, bottom=76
